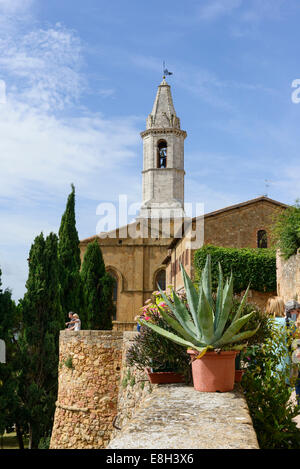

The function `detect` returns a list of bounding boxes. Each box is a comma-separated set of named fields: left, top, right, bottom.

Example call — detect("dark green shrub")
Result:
left=38, top=436, right=51, bottom=449
left=194, top=245, right=276, bottom=293
left=127, top=296, right=191, bottom=383
left=242, top=319, right=300, bottom=449
left=272, top=201, right=300, bottom=260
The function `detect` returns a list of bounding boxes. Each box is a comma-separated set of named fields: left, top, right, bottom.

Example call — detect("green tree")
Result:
left=272, top=200, right=300, bottom=260
left=20, top=232, right=64, bottom=448
left=0, top=268, right=26, bottom=448
left=58, top=184, right=82, bottom=318
left=80, top=240, right=114, bottom=330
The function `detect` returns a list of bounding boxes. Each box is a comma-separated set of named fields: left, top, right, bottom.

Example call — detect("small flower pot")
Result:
left=146, top=368, right=185, bottom=384
left=234, top=369, right=245, bottom=383
left=187, top=349, right=238, bottom=392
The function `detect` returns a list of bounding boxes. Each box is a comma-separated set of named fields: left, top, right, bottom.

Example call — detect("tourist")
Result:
left=265, top=296, right=285, bottom=320
left=285, top=300, right=300, bottom=405
left=68, top=313, right=81, bottom=331
left=65, top=311, right=75, bottom=330
left=266, top=297, right=291, bottom=375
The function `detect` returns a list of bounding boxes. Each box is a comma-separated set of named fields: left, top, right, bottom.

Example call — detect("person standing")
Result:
left=69, top=313, right=81, bottom=331
left=65, top=311, right=75, bottom=330
left=285, top=300, right=300, bottom=404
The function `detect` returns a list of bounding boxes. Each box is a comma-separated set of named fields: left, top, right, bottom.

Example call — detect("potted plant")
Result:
left=139, top=255, right=259, bottom=392
left=230, top=298, right=267, bottom=382
left=127, top=299, right=191, bottom=384
left=235, top=353, right=244, bottom=383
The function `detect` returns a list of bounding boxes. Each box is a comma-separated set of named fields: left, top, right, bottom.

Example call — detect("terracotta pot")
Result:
left=187, top=349, right=238, bottom=392
left=146, top=368, right=185, bottom=384
left=234, top=369, right=245, bottom=383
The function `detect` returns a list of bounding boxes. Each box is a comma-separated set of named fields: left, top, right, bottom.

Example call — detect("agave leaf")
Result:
left=157, top=306, right=197, bottom=344
left=231, top=284, right=250, bottom=323
left=213, top=262, right=223, bottom=330
left=157, top=286, right=197, bottom=337
left=219, top=324, right=260, bottom=346
left=139, top=319, right=205, bottom=351
left=194, top=346, right=210, bottom=358
left=180, top=263, right=201, bottom=336
left=201, top=254, right=214, bottom=311
left=197, top=286, right=215, bottom=344
left=214, top=312, right=255, bottom=347
left=214, top=272, right=234, bottom=340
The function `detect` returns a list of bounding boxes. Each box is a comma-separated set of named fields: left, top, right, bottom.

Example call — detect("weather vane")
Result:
left=163, top=61, right=173, bottom=79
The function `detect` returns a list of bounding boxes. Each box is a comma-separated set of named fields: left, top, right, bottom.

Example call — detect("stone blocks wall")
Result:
left=277, top=249, right=300, bottom=302
left=111, top=331, right=156, bottom=438
left=50, top=330, right=123, bottom=449
left=50, top=331, right=259, bottom=450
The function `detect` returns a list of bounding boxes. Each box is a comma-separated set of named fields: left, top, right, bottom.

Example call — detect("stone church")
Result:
left=79, top=78, right=287, bottom=330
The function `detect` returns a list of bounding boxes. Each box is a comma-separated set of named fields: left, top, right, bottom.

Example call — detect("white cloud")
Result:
left=0, top=0, right=33, bottom=13
left=196, top=0, right=242, bottom=21
left=0, top=9, right=144, bottom=300
left=0, top=99, right=140, bottom=201
left=0, top=23, right=84, bottom=110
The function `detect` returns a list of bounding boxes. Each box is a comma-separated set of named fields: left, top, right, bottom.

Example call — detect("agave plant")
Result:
left=139, top=255, right=259, bottom=357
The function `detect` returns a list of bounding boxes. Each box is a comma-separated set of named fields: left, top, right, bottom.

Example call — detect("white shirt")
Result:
left=74, top=319, right=81, bottom=331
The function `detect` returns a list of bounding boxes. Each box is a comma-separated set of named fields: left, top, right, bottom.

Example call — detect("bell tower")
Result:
left=139, top=78, right=187, bottom=218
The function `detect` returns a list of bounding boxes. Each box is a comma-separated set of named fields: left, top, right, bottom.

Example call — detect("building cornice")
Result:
left=140, top=128, right=187, bottom=139
left=142, top=168, right=185, bottom=175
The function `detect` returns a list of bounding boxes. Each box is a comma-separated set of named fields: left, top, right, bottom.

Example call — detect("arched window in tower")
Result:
left=155, top=269, right=166, bottom=291
left=157, top=140, right=167, bottom=168
left=257, top=230, right=268, bottom=248
left=107, top=269, right=118, bottom=320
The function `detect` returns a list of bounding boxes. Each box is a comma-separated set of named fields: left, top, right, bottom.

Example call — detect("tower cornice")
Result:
left=140, top=128, right=187, bottom=139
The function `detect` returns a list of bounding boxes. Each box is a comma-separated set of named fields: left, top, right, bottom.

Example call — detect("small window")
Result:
left=257, top=230, right=268, bottom=248
left=157, top=140, right=167, bottom=168
left=155, top=269, right=166, bottom=291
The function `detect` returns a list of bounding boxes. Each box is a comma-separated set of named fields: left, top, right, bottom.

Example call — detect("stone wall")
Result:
left=50, top=330, right=259, bottom=450
left=50, top=330, right=123, bottom=449
left=108, top=384, right=259, bottom=449
left=277, top=249, right=300, bottom=302
left=111, top=331, right=157, bottom=439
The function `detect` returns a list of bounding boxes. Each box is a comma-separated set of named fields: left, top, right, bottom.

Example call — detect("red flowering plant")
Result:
left=127, top=289, right=191, bottom=380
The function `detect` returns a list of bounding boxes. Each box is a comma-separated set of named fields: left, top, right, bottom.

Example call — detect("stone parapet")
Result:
left=50, top=330, right=259, bottom=450
left=50, top=330, right=123, bottom=449
left=108, top=383, right=259, bottom=449
left=111, top=332, right=157, bottom=439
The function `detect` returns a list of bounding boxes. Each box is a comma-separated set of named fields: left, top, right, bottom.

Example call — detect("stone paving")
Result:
left=108, top=383, right=259, bottom=449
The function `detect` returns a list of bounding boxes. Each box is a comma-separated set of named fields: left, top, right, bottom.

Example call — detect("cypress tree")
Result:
left=80, top=240, right=114, bottom=330
left=58, top=184, right=82, bottom=318
left=0, top=268, right=24, bottom=446
left=20, top=232, right=64, bottom=448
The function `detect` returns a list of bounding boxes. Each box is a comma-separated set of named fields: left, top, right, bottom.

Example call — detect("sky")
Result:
left=0, top=0, right=300, bottom=300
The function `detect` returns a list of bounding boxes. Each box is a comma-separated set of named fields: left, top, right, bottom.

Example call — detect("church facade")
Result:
left=79, top=78, right=287, bottom=330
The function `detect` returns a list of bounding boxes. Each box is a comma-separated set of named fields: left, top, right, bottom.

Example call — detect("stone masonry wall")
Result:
left=50, top=330, right=123, bottom=449
left=277, top=249, right=300, bottom=303
left=111, top=331, right=157, bottom=440
left=50, top=330, right=259, bottom=450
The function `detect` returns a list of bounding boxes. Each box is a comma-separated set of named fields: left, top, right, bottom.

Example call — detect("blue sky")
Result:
left=0, top=0, right=300, bottom=300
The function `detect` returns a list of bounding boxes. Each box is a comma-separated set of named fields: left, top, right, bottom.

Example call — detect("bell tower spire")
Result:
left=139, top=78, right=187, bottom=218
